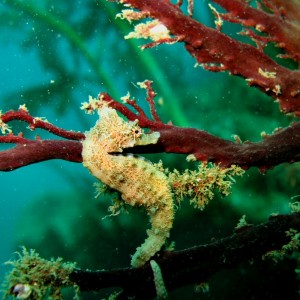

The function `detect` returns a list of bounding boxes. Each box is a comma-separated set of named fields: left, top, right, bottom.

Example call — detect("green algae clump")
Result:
left=3, top=247, right=78, bottom=300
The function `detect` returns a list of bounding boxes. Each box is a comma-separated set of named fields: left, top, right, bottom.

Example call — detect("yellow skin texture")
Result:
left=82, top=107, right=174, bottom=268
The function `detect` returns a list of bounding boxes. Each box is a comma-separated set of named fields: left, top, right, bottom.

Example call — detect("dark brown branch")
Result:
left=69, top=213, right=300, bottom=299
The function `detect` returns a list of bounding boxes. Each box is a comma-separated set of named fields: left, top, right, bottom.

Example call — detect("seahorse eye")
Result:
left=132, top=127, right=142, bottom=138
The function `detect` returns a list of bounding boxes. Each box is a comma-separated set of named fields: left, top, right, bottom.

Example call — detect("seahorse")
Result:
left=81, top=105, right=174, bottom=268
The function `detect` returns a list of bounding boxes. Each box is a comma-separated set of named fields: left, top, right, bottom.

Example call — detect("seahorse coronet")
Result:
left=82, top=106, right=174, bottom=267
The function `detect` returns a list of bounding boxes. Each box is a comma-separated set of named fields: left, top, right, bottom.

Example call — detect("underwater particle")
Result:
left=82, top=101, right=174, bottom=268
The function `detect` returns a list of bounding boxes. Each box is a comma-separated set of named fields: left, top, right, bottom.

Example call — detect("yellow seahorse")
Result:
left=81, top=105, right=174, bottom=268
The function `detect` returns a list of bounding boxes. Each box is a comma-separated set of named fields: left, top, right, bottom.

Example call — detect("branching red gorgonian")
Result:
left=1, top=80, right=300, bottom=171
left=116, top=0, right=300, bottom=115
left=100, top=80, right=300, bottom=171
left=0, top=106, right=83, bottom=171
left=2, top=0, right=300, bottom=298
left=1, top=1, right=300, bottom=171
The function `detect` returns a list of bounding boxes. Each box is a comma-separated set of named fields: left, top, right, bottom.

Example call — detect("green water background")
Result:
left=0, top=0, right=299, bottom=298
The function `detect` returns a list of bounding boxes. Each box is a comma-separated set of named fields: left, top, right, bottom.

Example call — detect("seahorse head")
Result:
left=86, top=106, right=160, bottom=153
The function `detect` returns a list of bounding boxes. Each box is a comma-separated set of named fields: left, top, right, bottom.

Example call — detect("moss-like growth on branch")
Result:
left=3, top=247, right=78, bottom=300
left=157, top=161, right=244, bottom=210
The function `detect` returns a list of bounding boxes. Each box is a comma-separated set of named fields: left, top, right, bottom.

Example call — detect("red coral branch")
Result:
left=117, top=0, right=300, bottom=115
left=1, top=109, right=84, bottom=140
left=2, top=1, right=299, bottom=171
left=155, top=123, right=300, bottom=170
left=101, top=89, right=300, bottom=170
left=0, top=138, right=82, bottom=171
left=271, top=0, right=300, bottom=22
left=1, top=85, right=299, bottom=171
left=213, top=0, right=300, bottom=60
left=100, top=91, right=166, bottom=130
left=0, top=109, right=84, bottom=171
